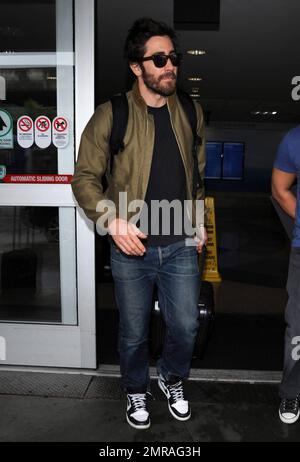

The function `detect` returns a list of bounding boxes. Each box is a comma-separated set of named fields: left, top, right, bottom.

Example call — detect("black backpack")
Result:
left=109, top=91, right=203, bottom=199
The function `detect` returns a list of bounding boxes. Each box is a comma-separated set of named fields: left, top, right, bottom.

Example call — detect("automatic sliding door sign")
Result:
left=52, top=116, right=69, bottom=148
left=17, top=116, right=34, bottom=148
left=34, top=115, right=51, bottom=149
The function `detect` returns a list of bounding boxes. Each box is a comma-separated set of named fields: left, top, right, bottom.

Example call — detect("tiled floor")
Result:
left=0, top=372, right=299, bottom=442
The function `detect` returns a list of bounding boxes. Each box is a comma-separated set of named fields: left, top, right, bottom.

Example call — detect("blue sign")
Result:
left=205, top=142, right=223, bottom=179
left=223, top=142, right=244, bottom=179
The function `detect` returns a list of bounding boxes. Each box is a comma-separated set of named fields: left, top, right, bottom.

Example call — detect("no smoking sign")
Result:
left=18, top=116, right=32, bottom=132
left=16, top=115, right=70, bottom=149
left=17, top=115, right=34, bottom=148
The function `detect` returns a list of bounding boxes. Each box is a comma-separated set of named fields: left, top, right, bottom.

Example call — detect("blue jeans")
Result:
left=110, top=238, right=201, bottom=393
left=279, top=247, right=300, bottom=398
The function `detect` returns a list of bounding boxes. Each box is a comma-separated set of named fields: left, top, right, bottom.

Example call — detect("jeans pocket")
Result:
left=110, top=242, right=121, bottom=258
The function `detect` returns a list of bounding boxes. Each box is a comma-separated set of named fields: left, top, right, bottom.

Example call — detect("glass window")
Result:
left=0, top=206, right=77, bottom=324
left=0, top=1, right=77, bottom=326
left=223, top=142, right=244, bottom=180
left=205, top=141, right=223, bottom=179
left=205, top=141, right=245, bottom=180
left=0, top=0, right=74, bottom=177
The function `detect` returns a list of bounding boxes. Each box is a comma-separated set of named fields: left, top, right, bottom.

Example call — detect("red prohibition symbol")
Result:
left=36, top=117, right=50, bottom=132
left=54, top=117, right=68, bottom=132
left=18, top=117, right=32, bottom=132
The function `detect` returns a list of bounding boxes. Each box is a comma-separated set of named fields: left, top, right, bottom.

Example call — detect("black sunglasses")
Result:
left=138, top=52, right=182, bottom=68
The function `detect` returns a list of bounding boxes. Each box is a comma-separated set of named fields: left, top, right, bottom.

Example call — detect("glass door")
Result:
left=0, top=0, right=96, bottom=368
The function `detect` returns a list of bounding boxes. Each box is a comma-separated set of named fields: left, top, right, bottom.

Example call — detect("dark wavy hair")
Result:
left=124, top=17, right=178, bottom=63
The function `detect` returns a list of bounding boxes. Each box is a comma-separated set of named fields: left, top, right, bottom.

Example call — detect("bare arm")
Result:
left=271, top=168, right=297, bottom=219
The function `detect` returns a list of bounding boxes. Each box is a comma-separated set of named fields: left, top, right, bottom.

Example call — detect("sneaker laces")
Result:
left=281, top=397, right=299, bottom=413
left=128, top=393, right=147, bottom=413
left=168, top=381, right=186, bottom=402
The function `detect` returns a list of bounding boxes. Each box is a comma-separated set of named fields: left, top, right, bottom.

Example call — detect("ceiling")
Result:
left=0, top=0, right=299, bottom=124
left=96, top=0, right=300, bottom=124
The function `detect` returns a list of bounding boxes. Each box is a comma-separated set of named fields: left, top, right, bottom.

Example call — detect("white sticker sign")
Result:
left=0, top=336, right=6, bottom=361
left=0, top=76, right=6, bottom=100
left=52, top=116, right=69, bottom=148
left=17, top=116, right=34, bottom=148
left=34, top=115, right=51, bottom=149
left=0, top=109, right=13, bottom=149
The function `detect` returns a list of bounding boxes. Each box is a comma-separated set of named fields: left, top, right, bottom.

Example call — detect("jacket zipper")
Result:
left=137, top=112, right=152, bottom=202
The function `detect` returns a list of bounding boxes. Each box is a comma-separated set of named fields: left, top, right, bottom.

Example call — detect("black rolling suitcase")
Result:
left=193, top=280, right=214, bottom=358
left=149, top=247, right=215, bottom=359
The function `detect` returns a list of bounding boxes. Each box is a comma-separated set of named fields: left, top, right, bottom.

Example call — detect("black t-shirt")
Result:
left=138, top=104, right=189, bottom=246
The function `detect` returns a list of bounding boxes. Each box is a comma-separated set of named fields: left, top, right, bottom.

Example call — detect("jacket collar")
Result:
left=132, top=80, right=147, bottom=111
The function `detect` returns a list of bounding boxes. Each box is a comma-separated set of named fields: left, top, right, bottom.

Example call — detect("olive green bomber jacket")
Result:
left=71, top=82, right=206, bottom=233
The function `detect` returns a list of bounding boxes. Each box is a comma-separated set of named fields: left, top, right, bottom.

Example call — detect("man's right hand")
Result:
left=108, top=218, right=148, bottom=256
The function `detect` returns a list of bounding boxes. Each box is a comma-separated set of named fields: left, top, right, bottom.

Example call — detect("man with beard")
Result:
left=72, top=18, right=206, bottom=429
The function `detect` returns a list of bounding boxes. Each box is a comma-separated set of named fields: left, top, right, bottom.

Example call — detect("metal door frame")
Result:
left=0, top=0, right=96, bottom=368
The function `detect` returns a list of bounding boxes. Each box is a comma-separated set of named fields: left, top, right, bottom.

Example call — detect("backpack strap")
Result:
left=177, top=90, right=203, bottom=199
left=109, top=93, right=129, bottom=174
left=109, top=91, right=202, bottom=199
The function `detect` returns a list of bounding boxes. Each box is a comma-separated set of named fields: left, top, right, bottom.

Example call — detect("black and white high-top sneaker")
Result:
left=158, top=374, right=191, bottom=421
left=279, top=397, right=300, bottom=424
left=126, top=393, right=150, bottom=429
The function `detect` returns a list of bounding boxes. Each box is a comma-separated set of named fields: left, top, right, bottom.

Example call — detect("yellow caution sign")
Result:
left=202, top=196, right=221, bottom=282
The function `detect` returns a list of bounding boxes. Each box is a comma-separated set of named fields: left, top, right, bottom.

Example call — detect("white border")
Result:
left=74, top=0, right=96, bottom=368
left=0, top=184, right=75, bottom=206
left=0, top=52, right=74, bottom=69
